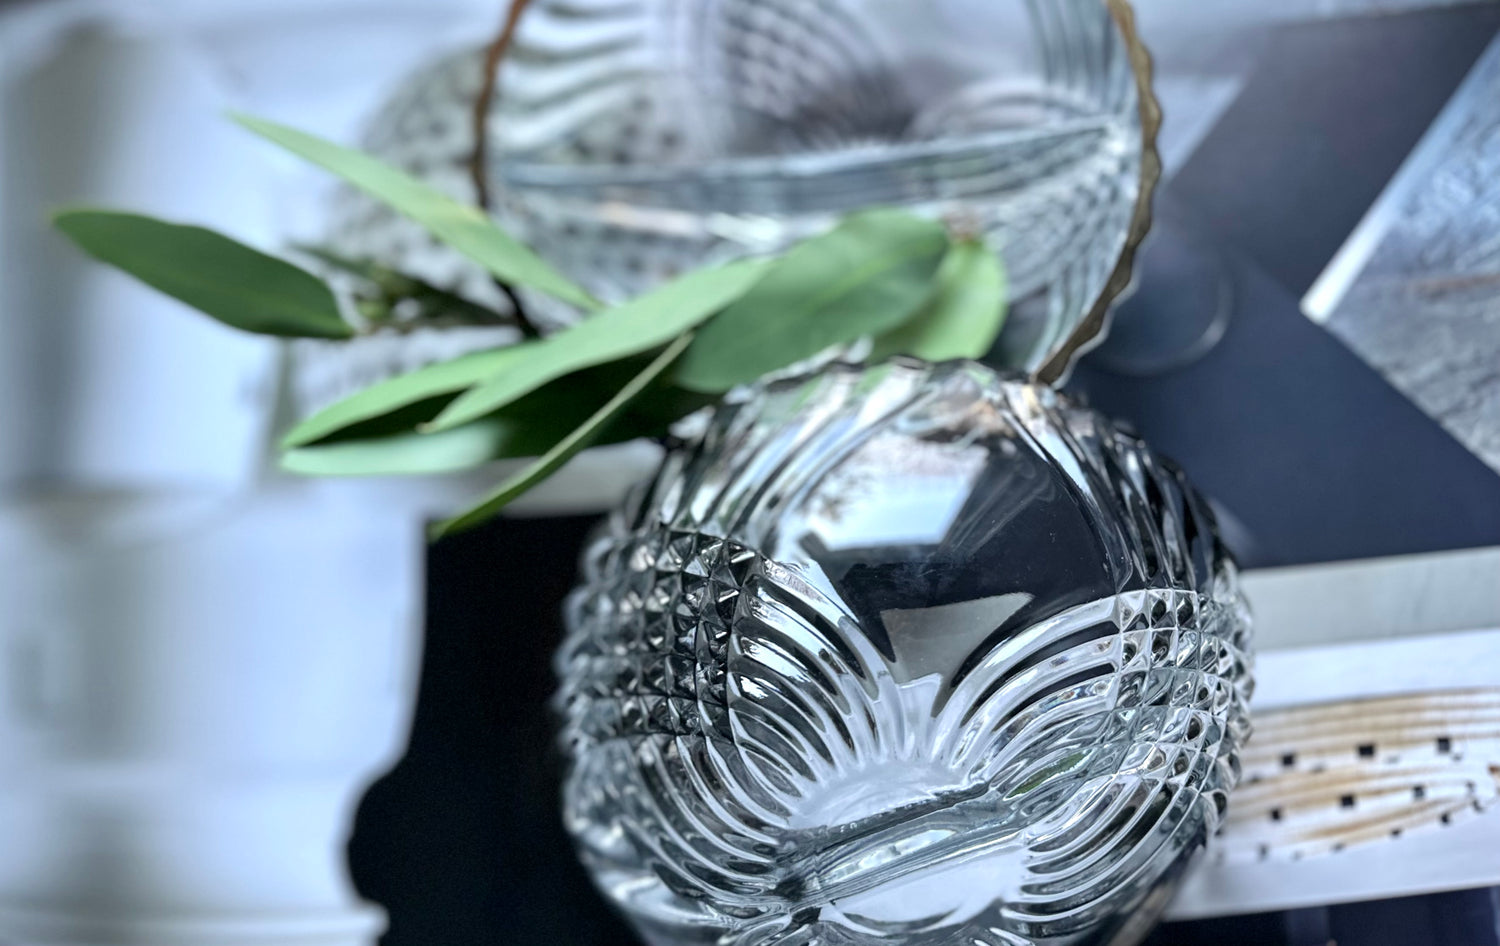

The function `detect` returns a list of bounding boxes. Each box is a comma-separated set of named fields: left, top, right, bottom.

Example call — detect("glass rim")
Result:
left=481, top=0, right=1162, bottom=388
left=1032, top=0, right=1162, bottom=386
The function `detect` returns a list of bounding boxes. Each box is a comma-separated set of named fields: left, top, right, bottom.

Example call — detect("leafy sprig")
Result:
left=52, top=115, right=1009, bottom=538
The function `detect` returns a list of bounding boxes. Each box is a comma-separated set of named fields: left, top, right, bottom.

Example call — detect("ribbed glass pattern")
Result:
left=492, top=0, right=1148, bottom=371
left=558, top=360, right=1252, bottom=946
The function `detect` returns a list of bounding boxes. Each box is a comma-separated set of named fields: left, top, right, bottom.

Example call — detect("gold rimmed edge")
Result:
left=1032, top=0, right=1163, bottom=386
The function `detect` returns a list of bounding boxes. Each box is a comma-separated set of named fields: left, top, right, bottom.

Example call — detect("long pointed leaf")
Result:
left=284, top=355, right=667, bottom=472
left=675, top=209, right=949, bottom=392
left=430, top=334, right=693, bottom=538
left=232, top=113, right=598, bottom=311
left=425, top=258, right=769, bottom=433
left=53, top=209, right=352, bottom=339
left=296, top=245, right=512, bottom=326
left=870, top=238, right=1008, bottom=362
left=283, top=376, right=713, bottom=477
left=283, top=418, right=528, bottom=476
left=280, top=343, right=539, bottom=448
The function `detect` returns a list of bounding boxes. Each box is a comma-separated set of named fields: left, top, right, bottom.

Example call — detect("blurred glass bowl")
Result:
left=490, top=0, right=1160, bottom=380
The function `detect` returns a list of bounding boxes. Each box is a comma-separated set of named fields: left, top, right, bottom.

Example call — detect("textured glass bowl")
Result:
left=558, top=360, right=1253, bottom=946
left=493, top=0, right=1160, bottom=379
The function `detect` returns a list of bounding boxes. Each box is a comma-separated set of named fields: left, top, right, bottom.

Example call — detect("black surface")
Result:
left=1167, top=5, right=1500, bottom=298
left=1075, top=233, right=1500, bottom=569
left=1143, top=887, right=1500, bottom=946
left=350, top=7, right=1500, bottom=945
left=349, top=514, right=635, bottom=945
left=1075, top=5, right=1500, bottom=569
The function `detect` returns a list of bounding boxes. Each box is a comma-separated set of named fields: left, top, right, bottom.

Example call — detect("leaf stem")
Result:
left=471, top=0, right=543, bottom=339
left=496, top=279, right=540, bottom=338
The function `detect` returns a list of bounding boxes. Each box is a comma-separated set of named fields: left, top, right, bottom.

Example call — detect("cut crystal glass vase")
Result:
left=558, top=360, right=1253, bottom=946
left=492, top=0, right=1158, bottom=379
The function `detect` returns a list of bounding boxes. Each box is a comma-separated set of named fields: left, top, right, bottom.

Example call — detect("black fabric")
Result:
left=349, top=514, right=635, bottom=945
left=1145, top=888, right=1500, bottom=946
left=1074, top=6, right=1500, bottom=569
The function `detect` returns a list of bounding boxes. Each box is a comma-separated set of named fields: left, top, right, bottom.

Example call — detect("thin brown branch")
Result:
left=471, top=0, right=542, bottom=337
left=470, top=0, right=535, bottom=214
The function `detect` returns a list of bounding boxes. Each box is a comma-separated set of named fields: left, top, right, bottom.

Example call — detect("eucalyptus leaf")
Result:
left=284, top=355, right=713, bottom=476
left=284, top=384, right=593, bottom=476
left=297, top=245, right=421, bottom=295
left=430, top=334, right=694, bottom=538
left=425, top=258, right=770, bottom=433
left=283, top=418, right=530, bottom=477
left=232, top=113, right=598, bottom=311
left=675, top=209, right=949, bottom=393
left=870, top=238, right=1008, bottom=362
left=297, top=246, right=511, bottom=326
left=52, top=209, right=352, bottom=339
left=281, top=343, right=539, bottom=448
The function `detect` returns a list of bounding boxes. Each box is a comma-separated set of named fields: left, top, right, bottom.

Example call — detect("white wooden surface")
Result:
left=1170, top=546, right=1500, bottom=918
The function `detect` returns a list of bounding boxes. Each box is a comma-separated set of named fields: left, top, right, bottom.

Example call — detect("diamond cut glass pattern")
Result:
left=557, top=361, right=1253, bottom=945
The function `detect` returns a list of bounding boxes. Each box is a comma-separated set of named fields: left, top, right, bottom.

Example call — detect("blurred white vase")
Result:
left=0, top=483, right=423, bottom=946
left=0, top=4, right=493, bottom=944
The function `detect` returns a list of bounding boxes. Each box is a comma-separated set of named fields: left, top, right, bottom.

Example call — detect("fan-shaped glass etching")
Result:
left=557, top=360, right=1252, bottom=945
left=490, top=0, right=1157, bottom=375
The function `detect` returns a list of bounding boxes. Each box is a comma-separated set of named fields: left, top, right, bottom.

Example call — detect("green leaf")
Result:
left=283, top=356, right=713, bottom=477
left=283, top=384, right=593, bottom=476
left=231, top=113, right=598, bottom=311
left=296, top=245, right=511, bottom=326
left=429, top=334, right=694, bottom=538
left=674, top=209, right=950, bottom=393
left=425, top=258, right=769, bottom=433
left=870, top=238, right=1008, bottom=362
left=281, top=343, right=539, bottom=448
left=283, top=418, right=532, bottom=476
left=52, top=209, right=352, bottom=339
left=297, top=245, right=421, bottom=295
left=283, top=258, right=763, bottom=447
